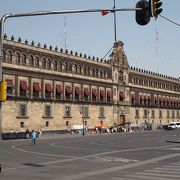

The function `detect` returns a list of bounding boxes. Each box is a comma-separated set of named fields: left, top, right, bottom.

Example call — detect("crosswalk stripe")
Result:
left=136, top=172, right=180, bottom=178
left=172, top=163, right=180, bottom=165
left=125, top=174, right=172, bottom=180
left=162, top=165, right=180, bottom=168
left=155, top=167, right=180, bottom=171
left=146, top=169, right=180, bottom=174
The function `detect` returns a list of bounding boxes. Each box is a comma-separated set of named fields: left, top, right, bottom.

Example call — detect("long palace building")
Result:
left=1, top=35, right=180, bottom=133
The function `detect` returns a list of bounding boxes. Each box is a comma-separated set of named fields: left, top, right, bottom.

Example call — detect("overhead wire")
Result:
left=159, top=15, right=180, bottom=27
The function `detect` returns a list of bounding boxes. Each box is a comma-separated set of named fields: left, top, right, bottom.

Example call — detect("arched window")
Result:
left=74, top=64, right=78, bottom=73
left=68, top=63, right=72, bottom=72
left=47, top=59, right=51, bottom=69
left=65, top=62, right=68, bottom=71
left=119, top=71, right=123, bottom=82
left=53, top=60, right=57, bottom=71
left=7, top=50, right=12, bottom=62
left=83, top=66, right=87, bottom=75
left=59, top=61, right=62, bottom=71
left=95, top=69, right=98, bottom=77
left=92, top=68, right=95, bottom=77
left=103, top=70, right=106, bottom=78
left=15, top=52, right=21, bottom=65
left=42, top=58, right=46, bottom=69
left=79, top=65, right=82, bottom=74
left=100, top=70, right=103, bottom=78
left=3, top=50, right=6, bottom=62
left=87, top=67, right=90, bottom=76
left=29, top=55, right=34, bottom=67
left=35, top=56, right=40, bottom=68
left=22, top=53, right=26, bottom=65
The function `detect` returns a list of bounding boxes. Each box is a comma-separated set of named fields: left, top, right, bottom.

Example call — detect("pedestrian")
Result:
left=25, top=128, right=30, bottom=139
left=38, top=129, right=42, bottom=137
left=31, top=130, right=37, bottom=145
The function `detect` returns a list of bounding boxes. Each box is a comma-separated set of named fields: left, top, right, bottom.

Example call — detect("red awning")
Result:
left=33, top=83, right=40, bottom=92
left=6, top=79, right=13, bottom=86
left=66, top=86, right=72, bottom=94
left=92, top=89, right=97, bottom=96
left=20, top=81, right=28, bottom=90
left=100, top=90, right=105, bottom=97
left=75, top=87, right=81, bottom=95
left=45, top=84, right=52, bottom=92
left=107, top=91, right=112, bottom=98
left=84, top=88, right=90, bottom=96
left=56, top=85, right=62, bottom=93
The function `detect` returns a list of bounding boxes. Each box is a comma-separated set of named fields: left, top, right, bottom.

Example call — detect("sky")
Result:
left=0, top=0, right=179, bottom=78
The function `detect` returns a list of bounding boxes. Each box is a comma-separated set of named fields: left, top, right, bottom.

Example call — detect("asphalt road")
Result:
left=0, top=130, right=180, bottom=180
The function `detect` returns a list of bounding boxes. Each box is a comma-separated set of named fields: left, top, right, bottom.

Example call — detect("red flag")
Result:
left=101, top=10, right=109, bottom=16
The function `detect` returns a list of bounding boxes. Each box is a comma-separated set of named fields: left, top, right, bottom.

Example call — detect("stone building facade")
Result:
left=1, top=35, right=180, bottom=133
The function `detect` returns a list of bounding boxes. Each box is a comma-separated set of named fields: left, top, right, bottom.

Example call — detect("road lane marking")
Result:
left=57, top=153, right=180, bottom=180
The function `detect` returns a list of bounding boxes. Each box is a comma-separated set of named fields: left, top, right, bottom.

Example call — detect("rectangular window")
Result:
left=33, top=83, right=40, bottom=98
left=84, top=88, right=90, bottom=101
left=20, top=122, right=24, bottom=128
left=177, top=111, right=179, bottom=118
left=44, top=105, right=52, bottom=117
left=167, top=110, right=170, bottom=118
left=172, top=111, right=175, bottom=118
left=99, top=106, right=105, bottom=117
left=159, top=110, right=162, bottom=118
left=7, top=86, right=13, bottom=95
left=135, top=109, right=139, bottom=118
left=66, top=121, right=69, bottom=126
left=83, top=106, right=89, bottom=117
left=20, top=81, right=28, bottom=97
left=144, top=109, right=148, bottom=118
left=65, top=106, right=71, bottom=117
left=19, top=104, right=27, bottom=117
left=151, top=110, right=155, bottom=118
left=46, top=121, right=49, bottom=127
left=45, top=84, right=52, bottom=99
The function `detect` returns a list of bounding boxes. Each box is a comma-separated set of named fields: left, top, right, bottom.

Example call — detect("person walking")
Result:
left=31, top=130, right=37, bottom=145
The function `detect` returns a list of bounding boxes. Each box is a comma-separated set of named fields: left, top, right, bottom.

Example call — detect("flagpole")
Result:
left=113, top=0, right=117, bottom=42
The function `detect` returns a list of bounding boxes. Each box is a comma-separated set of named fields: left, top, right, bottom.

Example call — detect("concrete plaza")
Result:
left=0, top=130, right=180, bottom=180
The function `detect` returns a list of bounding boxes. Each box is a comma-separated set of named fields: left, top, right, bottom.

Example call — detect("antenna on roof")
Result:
left=155, top=23, right=159, bottom=73
left=64, top=16, right=67, bottom=50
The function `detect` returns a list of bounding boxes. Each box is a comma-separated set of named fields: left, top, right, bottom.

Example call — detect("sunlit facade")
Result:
left=1, top=35, right=180, bottom=133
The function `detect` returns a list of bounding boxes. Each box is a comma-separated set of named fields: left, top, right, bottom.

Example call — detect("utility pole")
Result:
left=113, top=0, right=117, bottom=42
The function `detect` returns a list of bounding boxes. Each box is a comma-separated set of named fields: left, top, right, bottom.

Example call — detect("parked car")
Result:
left=167, top=122, right=180, bottom=130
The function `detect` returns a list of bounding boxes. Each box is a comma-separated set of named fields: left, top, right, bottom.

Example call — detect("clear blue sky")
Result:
left=1, top=0, right=179, bottom=78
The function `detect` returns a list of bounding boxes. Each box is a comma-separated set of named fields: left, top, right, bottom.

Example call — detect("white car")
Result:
left=167, top=122, right=180, bottom=130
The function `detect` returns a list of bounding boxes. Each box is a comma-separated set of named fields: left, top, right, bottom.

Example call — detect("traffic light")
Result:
left=0, top=81, right=7, bottom=102
left=152, top=0, right=163, bottom=18
left=136, top=0, right=150, bottom=25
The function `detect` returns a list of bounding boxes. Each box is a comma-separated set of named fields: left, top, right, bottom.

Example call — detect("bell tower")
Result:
left=110, top=41, right=130, bottom=126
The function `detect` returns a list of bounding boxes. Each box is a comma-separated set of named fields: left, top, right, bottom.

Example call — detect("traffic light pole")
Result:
left=0, top=7, right=142, bottom=139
